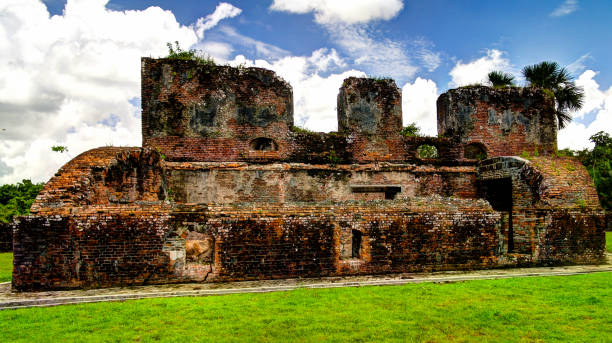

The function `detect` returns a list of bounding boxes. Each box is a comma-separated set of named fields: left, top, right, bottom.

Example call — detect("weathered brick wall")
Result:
left=0, top=222, right=11, bottom=252
left=437, top=86, right=557, bottom=158
left=478, top=156, right=605, bottom=263
left=11, top=60, right=605, bottom=291
left=165, top=162, right=479, bottom=203
left=142, top=58, right=294, bottom=162
left=31, top=147, right=166, bottom=215
left=337, top=77, right=402, bottom=135
left=13, top=200, right=503, bottom=290
left=12, top=212, right=175, bottom=290
left=141, top=59, right=462, bottom=164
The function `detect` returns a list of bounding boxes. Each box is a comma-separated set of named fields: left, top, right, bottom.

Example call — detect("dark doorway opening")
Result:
left=351, top=230, right=362, bottom=258
left=480, top=177, right=514, bottom=252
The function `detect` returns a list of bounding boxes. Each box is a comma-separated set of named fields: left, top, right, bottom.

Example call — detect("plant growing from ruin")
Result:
left=327, top=150, right=341, bottom=166
left=155, top=148, right=166, bottom=161
left=166, top=41, right=215, bottom=67
left=51, top=145, right=68, bottom=153
left=290, top=125, right=315, bottom=135
left=400, top=123, right=420, bottom=137
left=487, top=71, right=515, bottom=88
left=522, top=61, right=584, bottom=129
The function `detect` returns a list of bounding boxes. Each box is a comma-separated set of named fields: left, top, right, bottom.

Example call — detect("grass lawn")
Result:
left=0, top=235, right=610, bottom=341
left=0, top=252, right=12, bottom=283
left=0, top=272, right=610, bottom=342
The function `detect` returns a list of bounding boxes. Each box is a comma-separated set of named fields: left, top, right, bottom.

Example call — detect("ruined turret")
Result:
left=141, top=58, right=293, bottom=161
left=437, top=86, right=557, bottom=159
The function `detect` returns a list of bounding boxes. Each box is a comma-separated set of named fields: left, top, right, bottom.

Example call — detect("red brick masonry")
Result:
left=11, top=60, right=606, bottom=290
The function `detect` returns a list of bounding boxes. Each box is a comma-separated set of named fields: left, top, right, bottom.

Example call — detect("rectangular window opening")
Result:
left=351, top=229, right=362, bottom=259
left=351, top=185, right=402, bottom=200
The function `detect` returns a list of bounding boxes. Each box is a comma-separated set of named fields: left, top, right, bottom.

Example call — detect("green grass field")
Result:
left=0, top=235, right=610, bottom=342
left=607, top=231, right=612, bottom=253
left=0, top=273, right=610, bottom=342
left=0, top=252, right=12, bottom=282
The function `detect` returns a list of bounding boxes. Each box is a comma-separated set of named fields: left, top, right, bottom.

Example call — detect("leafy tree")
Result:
left=417, top=144, right=439, bottom=159
left=487, top=71, right=515, bottom=88
left=0, top=180, right=44, bottom=223
left=578, top=131, right=612, bottom=211
left=522, top=61, right=584, bottom=129
left=400, top=123, right=420, bottom=137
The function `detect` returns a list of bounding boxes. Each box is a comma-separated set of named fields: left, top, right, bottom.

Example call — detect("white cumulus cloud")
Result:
left=0, top=0, right=237, bottom=184
left=401, top=78, right=439, bottom=136
left=328, top=25, right=417, bottom=81
left=448, top=49, right=514, bottom=88
left=558, top=69, right=612, bottom=150
left=270, top=0, right=403, bottom=25
left=227, top=49, right=364, bottom=132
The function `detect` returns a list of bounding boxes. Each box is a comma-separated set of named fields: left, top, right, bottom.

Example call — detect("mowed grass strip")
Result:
left=607, top=231, right=612, bottom=253
left=0, top=252, right=12, bottom=282
left=0, top=272, right=611, bottom=342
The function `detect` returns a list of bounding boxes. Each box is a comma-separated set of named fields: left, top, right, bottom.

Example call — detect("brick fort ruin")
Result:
left=12, top=58, right=606, bottom=290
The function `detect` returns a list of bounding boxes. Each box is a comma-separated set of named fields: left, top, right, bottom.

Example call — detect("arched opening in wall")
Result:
left=249, top=137, right=278, bottom=151
left=351, top=229, right=362, bottom=258
left=417, top=144, right=439, bottom=159
left=465, top=143, right=487, bottom=160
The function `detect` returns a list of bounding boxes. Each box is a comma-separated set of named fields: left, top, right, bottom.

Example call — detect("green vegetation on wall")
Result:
left=0, top=179, right=44, bottom=223
left=166, top=41, right=215, bottom=66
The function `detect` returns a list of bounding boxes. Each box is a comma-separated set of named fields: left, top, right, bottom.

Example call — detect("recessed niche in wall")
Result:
left=249, top=137, right=278, bottom=151
left=465, top=142, right=487, bottom=160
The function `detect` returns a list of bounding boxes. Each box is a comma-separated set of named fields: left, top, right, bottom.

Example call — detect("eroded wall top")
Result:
left=142, top=57, right=294, bottom=141
left=437, top=86, right=557, bottom=158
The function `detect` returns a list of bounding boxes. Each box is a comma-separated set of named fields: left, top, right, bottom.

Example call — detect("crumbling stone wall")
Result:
left=478, top=156, right=605, bottom=263
left=31, top=147, right=166, bottom=215
left=437, top=86, right=557, bottom=158
left=13, top=200, right=501, bottom=290
left=10, top=59, right=606, bottom=291
left=142, top=58, right=294, bottom=162
left=142, top=60, right=460, bottom=164
left=164, top=162, right=478, bottom=203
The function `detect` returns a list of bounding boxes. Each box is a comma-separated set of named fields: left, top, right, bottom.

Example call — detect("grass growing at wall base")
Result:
left=0, top=273, right=610, bottom=342
left=607, top=231, right=612, bottom=253
left=0, top=252, right=12, bottom=282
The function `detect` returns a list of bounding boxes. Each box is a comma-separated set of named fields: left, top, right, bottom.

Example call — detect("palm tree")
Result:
left=487, top=71, right=515, bottom=88
left=522, top=61, right=584, bottom=129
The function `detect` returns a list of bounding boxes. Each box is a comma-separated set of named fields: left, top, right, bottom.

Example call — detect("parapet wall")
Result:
left=13, top=200, right=503, bottom=290
left=437, top=86, right=557, bottom=158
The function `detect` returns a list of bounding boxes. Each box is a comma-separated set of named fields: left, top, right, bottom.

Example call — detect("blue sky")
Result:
left=1, top=0, right=611, bottom=183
